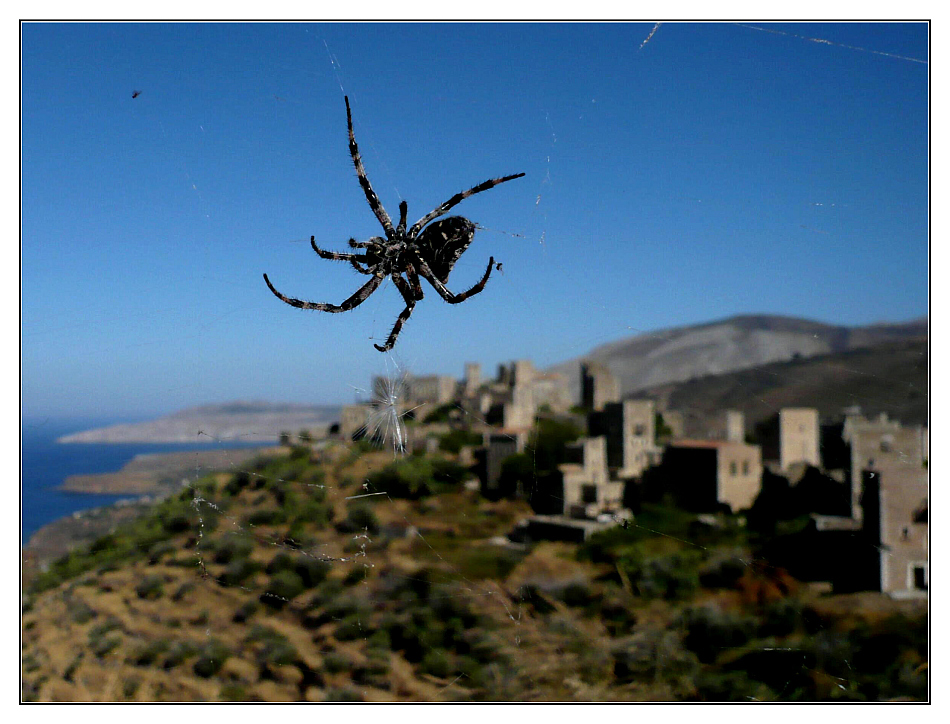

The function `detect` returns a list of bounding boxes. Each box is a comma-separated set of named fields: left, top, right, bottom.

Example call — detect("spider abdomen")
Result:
left=414, top=216, right=477, bottom=282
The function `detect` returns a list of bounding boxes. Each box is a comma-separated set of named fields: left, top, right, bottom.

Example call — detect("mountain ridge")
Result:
left=547, top=314, right=926, bottom=401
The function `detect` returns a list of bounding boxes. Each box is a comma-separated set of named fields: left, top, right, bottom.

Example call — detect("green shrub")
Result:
left=680, top=605, right=756, bottom=664
left=246, top=509, right=287, bottom=526
left=130, top=639, right=170, bottom=667
left=135, top=575, right=164, bottom=600
left=261, top=570, right=305, bottom=608
left=212, top=535, right=254, bottom=564
left=193, top=640, right=230, bottom=678
left=438, top=429, right=482, bottom=455
left=344, top=565, right=368, bottom=586
left=232, top=599, right=260, bottom=624
left=419, top=649, right=454, bottom=679
left=218, top=558, right=261, bottom=587
left=337, top=505, right=380, bottom=534
left=323, top=652, right=352, bottom=674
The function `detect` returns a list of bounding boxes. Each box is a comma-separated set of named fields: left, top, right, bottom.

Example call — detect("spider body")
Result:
left=263, top=96, right=524, bottom=352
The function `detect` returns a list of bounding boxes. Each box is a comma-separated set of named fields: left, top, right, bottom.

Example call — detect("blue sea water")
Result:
left=21, top=417, right=273, bottom=545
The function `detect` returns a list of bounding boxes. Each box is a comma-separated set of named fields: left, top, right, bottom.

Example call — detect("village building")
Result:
left=581, top=361, right=620, bottom=412
left=660, top=439, right=763, bottom=513
left=779, top=407, right=820, bottom=471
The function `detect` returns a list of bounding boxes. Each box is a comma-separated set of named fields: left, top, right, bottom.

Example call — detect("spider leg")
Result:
left=350, top=258, right=374, bottom=275
left=416, top=255, right=495, bottom=304
left=408, top=172, right=525, bottom=238
left=310, top=237, right=371, bottom=264
left=345, top=96, right=395, bottom=238
left=348, top=237, right=381, bottom=250
left=397, top=200, right=408, bottom=235
left=263, top=272, right=382, bottom=312
left=374, top=273, right=417, bottom=352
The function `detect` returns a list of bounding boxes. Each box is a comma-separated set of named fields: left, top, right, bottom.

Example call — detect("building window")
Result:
left=913, top=565, right=928, bottom=591
left=634, top=424, right=645, bottom=436
left=581, top=485, right=597, bottom=504
left=729, top=461, right=737, bottom=476
left=742, top=460, right=749, bottom=475
left=901, top=527, right=909, bottom=541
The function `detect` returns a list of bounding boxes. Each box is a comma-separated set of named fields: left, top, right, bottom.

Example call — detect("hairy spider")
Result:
left=263, top=96, right=524, bottom=352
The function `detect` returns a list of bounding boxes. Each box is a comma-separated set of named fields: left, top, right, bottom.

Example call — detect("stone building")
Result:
left=660, top=439, right=763, bottom=513
left=339, top=404, right=370, bottom=441
left=462, top=362, right=482, bottom=396
left=559, top=436, right=625, bottom=519
left=589, top=399, right=659, bottom=479
left=581, top=361, right=620, bottom=412
left=479, top=430, right=528, bottom=498
left=503, top=384, right=536, bottom=430
left=862, top=465, right=928, bottom=596
left=403, top=374, right=457, bottom=407
left=843, top=412, right=926, bottom=522
left=779, top=408, right=820, bottom=471
left=725, top=410, right=745, bottom=443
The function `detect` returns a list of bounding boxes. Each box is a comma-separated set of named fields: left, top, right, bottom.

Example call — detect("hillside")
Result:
left=22, top=444, right=927, bottom=702
left=548, top=315, right=927, bottom=401
left=57, top=401, right=341, bottom=444
left=639, top=338, right=928, bottom=433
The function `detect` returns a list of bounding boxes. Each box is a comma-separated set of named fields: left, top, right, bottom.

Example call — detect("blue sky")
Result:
left=21, top=22, right=929, bottom=419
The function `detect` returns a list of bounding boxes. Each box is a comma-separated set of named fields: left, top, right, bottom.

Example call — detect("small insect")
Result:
left=264, top=96, right=524, bottom=352
left=495, top=262, right=504, bottom=272
left=132, top=90, right=141, bottom=99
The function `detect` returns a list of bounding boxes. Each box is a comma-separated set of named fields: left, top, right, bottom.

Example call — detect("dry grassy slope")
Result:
left=641, top=338, right=927, bottom=430
left=20, top=447, right=553, bottom=702
left=548, top=314, right=927, bottom=402
left=22, top=444, right=928, bottom=702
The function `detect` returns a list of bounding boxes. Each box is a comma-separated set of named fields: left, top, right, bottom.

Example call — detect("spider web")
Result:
left=19, top=21, right=930, bottom=704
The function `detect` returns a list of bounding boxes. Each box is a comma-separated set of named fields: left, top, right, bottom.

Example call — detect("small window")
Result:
left=581, top=485, right=597, bottom=504
left=742, top=460, right=750, bottom=475
left=901, top=527, right=909, bottom=541
left=634, top=424, right=645, bottom=436
left=913, top=566, right=928, bottom=591
left=729, top=461, right=737, bottom=476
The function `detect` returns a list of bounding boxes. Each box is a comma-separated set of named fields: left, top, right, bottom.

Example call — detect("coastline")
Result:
left=23, top=443, right=278, bottom=581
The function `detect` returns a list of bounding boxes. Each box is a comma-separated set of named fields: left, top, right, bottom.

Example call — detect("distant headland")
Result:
left=56, top=401, right=340, bottom=444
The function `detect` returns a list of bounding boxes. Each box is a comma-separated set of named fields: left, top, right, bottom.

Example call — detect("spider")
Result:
left=263, top=96, right=524, bottom=352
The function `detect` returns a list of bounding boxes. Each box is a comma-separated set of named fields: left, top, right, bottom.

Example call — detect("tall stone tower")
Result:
left=581, top=361, right=620, bottom=412
left=779, top=408, right=820, bottom=471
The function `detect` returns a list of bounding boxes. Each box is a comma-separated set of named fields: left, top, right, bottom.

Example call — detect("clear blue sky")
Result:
left=21, top=22, right=929, bottom=420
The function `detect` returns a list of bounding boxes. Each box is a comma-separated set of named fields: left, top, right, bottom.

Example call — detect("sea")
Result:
left=21, top=417, right=274, bottom=546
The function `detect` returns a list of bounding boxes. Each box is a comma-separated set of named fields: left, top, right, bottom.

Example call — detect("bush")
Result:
left=419, top=649, right=453, bottom=679
left=680, top=605, right=756, bottom=664
left=135, top=575, right=165, bottom=600
left=162, top=641, right=199, bottom=669
left=130, top=640, right=171, bottom=667
left=438, top=429, right=482, bottom=454
left=232, top=599, right=260, bottom=624
left=246, top=509, right=287, bottom=526
left=261, top=570, right=305, bottom=608
left=322, top=651, right=352, bottom=674
left=344, top=565, right=368, bottom=586
left=337, top=505, right=380, bottom=535
left=193, top=640, right=230, bottom=678
left=218, top=558, right=261, bottom=587
left=212, top=535, right=254, bottom=564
